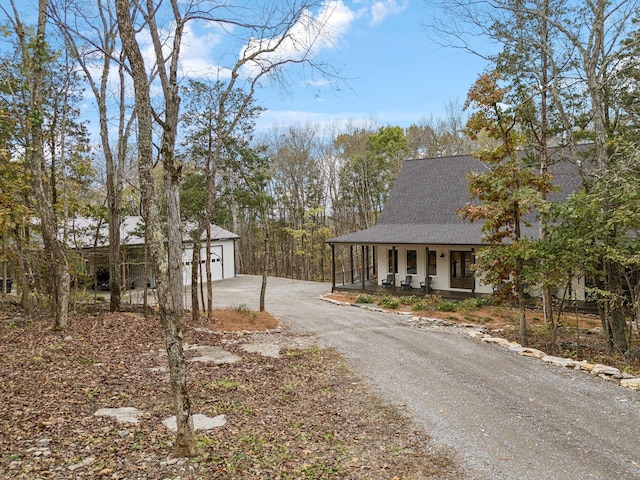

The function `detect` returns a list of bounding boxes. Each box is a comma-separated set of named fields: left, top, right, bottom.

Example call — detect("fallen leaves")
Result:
left=1, top=303, right=462, bottom=479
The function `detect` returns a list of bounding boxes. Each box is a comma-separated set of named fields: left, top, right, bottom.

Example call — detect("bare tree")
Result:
left=115, top=0, right=342, bottom=457
left=49, top=0, right=136, bottom=312
left=4, top=0, right=72, bottom=329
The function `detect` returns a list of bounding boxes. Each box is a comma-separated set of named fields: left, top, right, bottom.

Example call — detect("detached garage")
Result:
left=70, top=216, right=239, bottom=289
left=182, top=225, right=239, bottom=285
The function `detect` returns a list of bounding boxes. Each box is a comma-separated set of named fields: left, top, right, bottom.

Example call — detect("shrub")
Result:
left=355, top=294, right=374, bottom=304
left=400, top=295, right=420, bottom=305
left=458, top=297, right=488, bottom=312
left=380, top=295, right=400, bottom=309
left=233, top=303, right=251, bottom=315
left=418, top=293, right=443, bottom=312
left=411, top=301, right=426, bottom=312
left=437, top=300, right=459, bottom=312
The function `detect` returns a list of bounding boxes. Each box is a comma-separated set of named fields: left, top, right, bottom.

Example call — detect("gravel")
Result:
left=210, top=275, right=640, bottom=480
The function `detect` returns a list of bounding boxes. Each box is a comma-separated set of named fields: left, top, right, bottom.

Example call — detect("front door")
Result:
left=450, top=251, right=474, bottom=289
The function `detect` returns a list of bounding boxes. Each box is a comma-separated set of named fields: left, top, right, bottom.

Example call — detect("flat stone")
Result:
left=36, top=438, right=50, bottom=448
left=241, top=343, right=281, bottom=358
left=481, top=337, right=512, bottom=347
left=507, top=343, right=525, bottom=353
left=467, top=330, right=486, bottom=339
left=579, top=362, right=595, bottom=372
left=162, top=413, right=227, bottom=432
left=94, top=407, right=144, bottom=424
left=519, top=348, right=547, bottom=359
left=620, top=378, right=640, bottom=390
left=186, top=345, right=239, bottom=364
left=541, top=355, right=577, bottom=368
left=591, top=364, right=621, bottom=377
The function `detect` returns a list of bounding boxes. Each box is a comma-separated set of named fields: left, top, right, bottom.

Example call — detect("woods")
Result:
left=1, top=0, right=640, bottom=458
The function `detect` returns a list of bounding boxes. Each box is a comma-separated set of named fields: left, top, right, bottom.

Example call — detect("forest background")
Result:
left=2, top=0, right=640, bottom=456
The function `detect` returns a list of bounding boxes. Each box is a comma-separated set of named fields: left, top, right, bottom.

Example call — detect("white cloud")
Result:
left=177, top=23, right=227, bottom=79
left=240, top=1, right=357, bottom=78
left=370, top=0, right=408, bottom=25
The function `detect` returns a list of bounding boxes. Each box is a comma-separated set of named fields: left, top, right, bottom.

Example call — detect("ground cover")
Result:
left=0, top=300, right=463, bottom=480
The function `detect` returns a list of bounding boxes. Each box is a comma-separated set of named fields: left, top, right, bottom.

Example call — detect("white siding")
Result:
left=182, top=240, right=235, bottom=286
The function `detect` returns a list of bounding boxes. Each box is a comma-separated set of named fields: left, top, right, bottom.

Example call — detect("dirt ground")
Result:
left=328, top=292, right=640, bottom=375
left=0, top=300, right=464, bottom=480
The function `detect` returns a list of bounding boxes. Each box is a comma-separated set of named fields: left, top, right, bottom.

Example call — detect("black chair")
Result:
left=420, top=276, right=433, bottom=293
left=401, top=275, right=413, bottom=290
left=381, top=274, right=394, bottom=288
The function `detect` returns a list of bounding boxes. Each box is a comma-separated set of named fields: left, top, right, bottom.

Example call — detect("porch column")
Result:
left=425, top=246, right=430, bottom=294
left=361, top=245, right=366, bottom=291
left=350, top=245, right=354, bottom=284
left=331, top=244, right=336, bottom=292
left=365, top=246, right=370, bottom=280
left=392, top=246, right=397, bottom=291
left=471, top=247, right=476, bottom=297
left=372, top=246, right=376, bottom=277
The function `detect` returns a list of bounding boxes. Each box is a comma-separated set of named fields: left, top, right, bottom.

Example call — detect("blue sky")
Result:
left=251, top=0, right=491, bottom=131
left=0, top=0, right=491, bottom=134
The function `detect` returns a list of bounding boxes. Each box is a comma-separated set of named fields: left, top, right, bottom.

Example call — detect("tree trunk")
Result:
left=605, top=260, right=630, bottom=354
left=13, top=0, right=71, bottom=329
left=190, top=236, right=200, bottom=323
left=206, top=225, right=213, bottom=318
left=106, top=147, right=122, bottom=312
left=516, top=267, right=527, bottom=346
left=13, top=223, right=31, bottom=310
left=260, top=226, right=269, bottom=312
left=115, top=0, right=196, bottom=457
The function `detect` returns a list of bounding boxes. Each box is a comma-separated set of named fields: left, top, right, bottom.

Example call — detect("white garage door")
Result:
left=210, top=245, right=223, bottom=280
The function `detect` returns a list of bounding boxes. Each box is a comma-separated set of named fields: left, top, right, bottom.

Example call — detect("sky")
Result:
left=0, top=0, right=492, bottom=135
left=159, top=0, right=493, bottom=133
left=249, top=0, right=492, bottom=132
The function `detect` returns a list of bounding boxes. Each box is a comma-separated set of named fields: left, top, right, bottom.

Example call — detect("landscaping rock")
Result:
left=466, top=330, right=486, bottom=339
left=541, top=355, right=578, bottom=368
left=162, top=413, right=227, bottom=432
left=591, top=364, right=621, bottom=377
left=518, top=347, right=547, bottom=359
left=94, top=407, right=144, bottom=424
left=185, top=345, right=239, bottom=364
left=620, top=378, right=640, bottom=390
left=67, top=456, right=96, bottom=471
left=241, top=343, right=281, bottom=358
left=481, top=336, right=512, bottom=348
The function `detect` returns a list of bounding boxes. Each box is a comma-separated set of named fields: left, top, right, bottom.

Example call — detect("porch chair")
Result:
left=401, top=275, right=413, bottom=290
left=420, top=276, right=433, bottom=293
left=381, top=274, right=394, bottom=288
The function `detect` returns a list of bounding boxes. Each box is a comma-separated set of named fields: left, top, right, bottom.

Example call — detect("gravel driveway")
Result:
left=209, top=275, right=640, bottom=480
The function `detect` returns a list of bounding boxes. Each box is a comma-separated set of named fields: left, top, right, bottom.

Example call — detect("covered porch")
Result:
left=328, top=240, right=491, bottom=300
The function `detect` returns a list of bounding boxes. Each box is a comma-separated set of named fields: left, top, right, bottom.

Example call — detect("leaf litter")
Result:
left=0, top=301, right=464, bottom=479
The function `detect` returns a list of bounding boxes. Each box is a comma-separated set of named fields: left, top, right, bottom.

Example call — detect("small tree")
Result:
left=459, top=72, right=553, bottom=345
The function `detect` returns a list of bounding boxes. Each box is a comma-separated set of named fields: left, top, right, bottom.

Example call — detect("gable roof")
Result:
left=328, top=153, right=583, bottom=245
left=67, top=216, right=239, bottom=249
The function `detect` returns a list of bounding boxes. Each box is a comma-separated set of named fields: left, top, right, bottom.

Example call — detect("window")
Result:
left=428, top=250, right=437, bottom=276
left=406, top=250, right=417, bottom=274
left=387, top=249, right=398, bottom=273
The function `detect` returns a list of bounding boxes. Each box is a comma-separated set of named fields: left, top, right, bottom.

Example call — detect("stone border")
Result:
left=320, top=295, right=640, bottom=392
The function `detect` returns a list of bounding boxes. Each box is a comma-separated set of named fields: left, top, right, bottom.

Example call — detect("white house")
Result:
left=327, top=153, right=585, bottom=300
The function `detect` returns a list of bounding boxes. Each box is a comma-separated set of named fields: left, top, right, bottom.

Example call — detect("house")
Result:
left=327, top=153, right=583, bottom=298
left=68, top=216, right=238, bottom=289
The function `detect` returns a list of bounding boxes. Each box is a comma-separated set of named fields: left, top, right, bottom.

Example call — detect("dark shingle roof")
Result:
left=328, top=153, right=582, bottom=245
